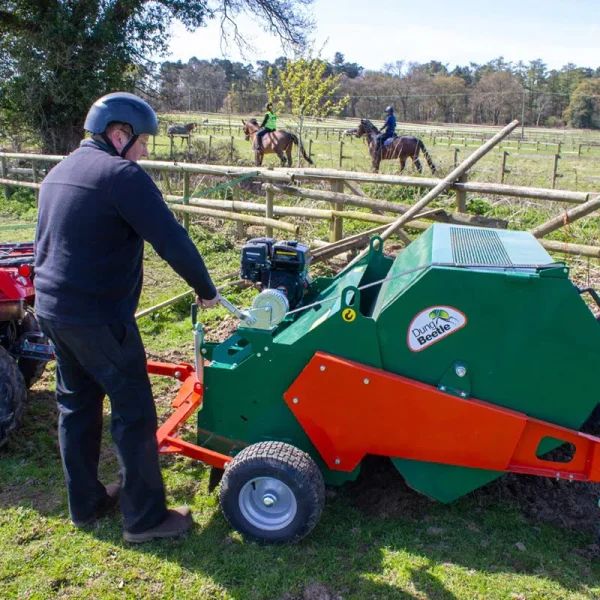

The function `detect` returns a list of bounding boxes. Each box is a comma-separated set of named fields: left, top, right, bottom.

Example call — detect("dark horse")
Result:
left=167, top=122, right=196, bottom=144
left=347, top=119, right=437, bottom=174
left=242, top=119, right=313, bottom=167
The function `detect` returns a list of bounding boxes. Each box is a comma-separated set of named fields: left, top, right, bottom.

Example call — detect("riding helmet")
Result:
left=265, top=102, right=273, bottom=110
left=385, top=105, right=394, bottom=113
left=84, top=92, right=159, bottom=135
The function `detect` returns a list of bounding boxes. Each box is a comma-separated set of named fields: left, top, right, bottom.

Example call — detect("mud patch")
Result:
left=470, top=472, right=600, bottom=533
left=344, top=456, right=435, bottom=522
left=280, top=582, right=343, bottom=600
left=344, top=456, right=600, bottom=533
left=204, top=316, right=239, bottom=343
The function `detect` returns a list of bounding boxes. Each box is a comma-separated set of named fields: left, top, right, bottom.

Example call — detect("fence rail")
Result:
left=1, top=151, right=599, bottom=259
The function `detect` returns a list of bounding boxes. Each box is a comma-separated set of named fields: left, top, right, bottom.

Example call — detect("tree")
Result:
left=564, top=79, right=600, bottom=128
left=431, top=76, right=468, bottom=122
left=331, top=52, right=362, bottom=79
left=0, top=0, right=313, bottom=153
left=474, top=72, right=523, bottom=125
left=267, top=57, right=349, bottom=163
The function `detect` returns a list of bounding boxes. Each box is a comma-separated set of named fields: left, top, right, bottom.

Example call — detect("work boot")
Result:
left=71, top=482, right=120, bottom=530
left=123, top=506, right=193, bottom=543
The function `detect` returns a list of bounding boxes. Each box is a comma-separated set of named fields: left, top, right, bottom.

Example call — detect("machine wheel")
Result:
left=0, top=345, right=27, bottom=448
left=219, top=441, right=325, bottom=543
left=16, top=311, right=47, bottom=389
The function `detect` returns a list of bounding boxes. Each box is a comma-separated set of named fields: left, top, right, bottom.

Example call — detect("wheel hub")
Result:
left=262, top=493, right=277, bottom=507
left=239, top=477, right=297, bottom=531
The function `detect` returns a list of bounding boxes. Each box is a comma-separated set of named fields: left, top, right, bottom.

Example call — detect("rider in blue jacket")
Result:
left=376, top=106, right=396, bottom=153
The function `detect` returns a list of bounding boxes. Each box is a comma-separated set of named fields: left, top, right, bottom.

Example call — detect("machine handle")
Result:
left=219, top=296, right=257, bottom=326
left=190, top=302, right=204, bottom=384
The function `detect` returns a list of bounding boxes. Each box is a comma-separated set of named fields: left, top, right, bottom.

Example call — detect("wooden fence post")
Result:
left=552, top=154, right=561, bottom=189
left=183, top=172, right=190, bottom=231
left=265, top=187, right=274, bottom=237
left=233, top=185, right=245, bottom=240
left=500, top=151, right=509, bottom=184
left=31, top=161, right=39, bottom=205
left=339, top=141, right=344, bottom=169
left=1, top=157, right=9, bottom=198
left=169, top=136, right=174, bottom=160
left=453, top=147, right=460, bottom=170
left=329, top=179, right=344, bottom=242
left=208, top=135, right=212, bottom=160
left=152, top=136, right=156, bottom=155
left=455, top=173, right=468, bottom=213
left=308, top=140, right=313, bottom=161
left=230, top=136, right=234, bottom=162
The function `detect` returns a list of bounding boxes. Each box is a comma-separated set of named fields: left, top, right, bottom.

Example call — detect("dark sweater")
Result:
left=34, top=139, right=217, bottom=325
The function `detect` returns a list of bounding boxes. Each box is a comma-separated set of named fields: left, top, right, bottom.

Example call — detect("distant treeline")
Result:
left=151, top=54, right=600, bottom=129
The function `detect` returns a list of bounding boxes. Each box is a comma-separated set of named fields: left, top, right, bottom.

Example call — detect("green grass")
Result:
left=2, top=182, right=600, bottom=599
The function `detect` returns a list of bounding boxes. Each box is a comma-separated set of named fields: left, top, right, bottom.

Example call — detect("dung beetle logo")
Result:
left=429, top=309, right=458, bottom=325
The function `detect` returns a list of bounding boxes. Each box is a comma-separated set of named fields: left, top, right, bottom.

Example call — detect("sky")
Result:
left=164, top=0, right=600, bottom=72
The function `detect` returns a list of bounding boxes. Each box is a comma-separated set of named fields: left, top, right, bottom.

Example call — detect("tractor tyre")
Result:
left=0, top=345, right=27, bottom=448
left=219, top=441, right=325, bottom=543
left=17, top=311, right=47, bottom=389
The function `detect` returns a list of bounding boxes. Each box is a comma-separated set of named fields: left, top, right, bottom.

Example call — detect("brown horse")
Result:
left=348, top=119, right=437, bottom=174
left=242, top=119, right=313, bottom=167
left=167, top=122, right=196, bottom=145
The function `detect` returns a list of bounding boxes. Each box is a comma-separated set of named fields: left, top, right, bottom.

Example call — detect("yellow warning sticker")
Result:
left=342, top=308, right=356, bottom=322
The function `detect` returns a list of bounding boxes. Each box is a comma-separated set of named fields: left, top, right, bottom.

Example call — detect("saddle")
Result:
left=383, top=134, right=398, bottom=147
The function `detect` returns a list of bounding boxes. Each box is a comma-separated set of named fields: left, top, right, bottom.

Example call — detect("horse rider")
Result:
left=376, top=105, right=396, bottom=153
left=256, top=102, right=277, bottom=151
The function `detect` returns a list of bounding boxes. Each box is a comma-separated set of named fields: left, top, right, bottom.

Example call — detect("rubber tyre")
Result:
left=17, top=311, right=47, bottom=389
left=0, top=345, right=27, bottom=448
left=219, top=441, right=325, bottom=543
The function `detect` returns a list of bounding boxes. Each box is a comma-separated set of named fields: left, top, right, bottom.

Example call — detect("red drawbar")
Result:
left=148, top=360, right=232, bottom=469
left=284, top=352, right=600, bottom=482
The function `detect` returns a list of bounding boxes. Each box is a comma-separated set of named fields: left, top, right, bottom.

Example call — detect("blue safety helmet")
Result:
left=385, top=105, right=394, bottom=113
left=84, top=92, right=159, bottom=136
left=84, top=92, right=158, bottom=158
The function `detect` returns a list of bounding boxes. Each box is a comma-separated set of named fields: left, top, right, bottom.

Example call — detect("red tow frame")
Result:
left=147, top=360, right=232, bottom=469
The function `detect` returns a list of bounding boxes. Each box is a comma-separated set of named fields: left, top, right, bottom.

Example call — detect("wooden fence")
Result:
left=1, top=151, right=600, bottom=259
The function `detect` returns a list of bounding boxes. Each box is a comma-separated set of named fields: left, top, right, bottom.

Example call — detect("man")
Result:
left=376, top=105, right=397, bottom=153
left=34, top=92, right=219, bottom=543
left=255, top=102, right=277, bottom=151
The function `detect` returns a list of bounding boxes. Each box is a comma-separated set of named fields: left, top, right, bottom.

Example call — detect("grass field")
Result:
left=2, top=185, right=600, bottom=599
left=151, top=112, right=600, bottom=195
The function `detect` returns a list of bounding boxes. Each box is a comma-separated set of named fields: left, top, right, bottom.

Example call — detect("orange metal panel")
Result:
left=284, top=352, right=600, bottom=482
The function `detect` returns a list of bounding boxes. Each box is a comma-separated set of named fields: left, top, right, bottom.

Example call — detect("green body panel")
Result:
left=199, top=241, right=392, bottom=485
left=376, top=225, right=600, bottom=502
left=197, top=225, right=600, bottom=501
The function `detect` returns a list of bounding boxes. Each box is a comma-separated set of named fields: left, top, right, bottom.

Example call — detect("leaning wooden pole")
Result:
left=349, top=120, right=520, bottom=265
left=530, top=194, right=600, bottom=239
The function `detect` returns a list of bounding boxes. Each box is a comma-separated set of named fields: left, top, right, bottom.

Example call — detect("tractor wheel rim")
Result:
left=239, top=477, right=297, bottom=531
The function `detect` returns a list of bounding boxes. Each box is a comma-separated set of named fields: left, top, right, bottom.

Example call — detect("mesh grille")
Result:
left=450, top=227, right=513, bottom=266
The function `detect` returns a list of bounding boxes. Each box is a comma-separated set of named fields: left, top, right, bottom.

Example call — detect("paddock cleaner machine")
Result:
left=147, top=224, right=600, bottom=543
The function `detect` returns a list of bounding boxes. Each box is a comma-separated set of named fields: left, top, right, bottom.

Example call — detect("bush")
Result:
left=466, top=197, right=491, bottom=216
left=0, top=188, right=38, bottom=221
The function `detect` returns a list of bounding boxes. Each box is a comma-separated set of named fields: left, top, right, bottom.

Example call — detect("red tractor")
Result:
left=0, top=242, right=53, bottom=447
